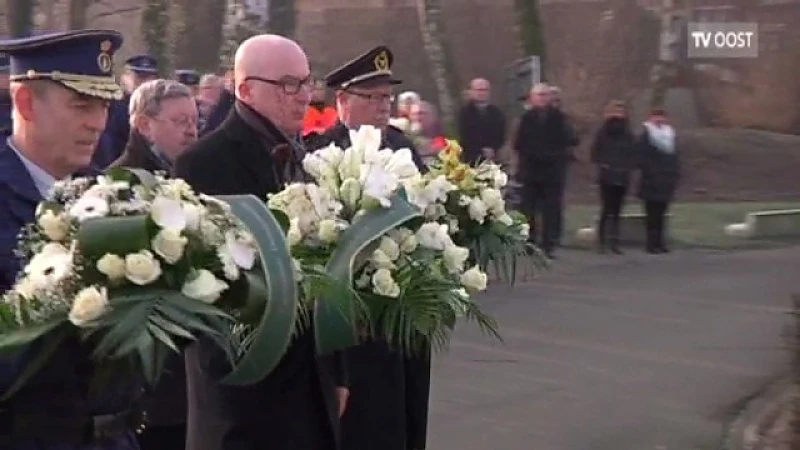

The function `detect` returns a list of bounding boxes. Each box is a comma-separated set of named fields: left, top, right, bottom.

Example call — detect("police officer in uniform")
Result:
left=308, top=46, right=429, bottom=450
left=0, top=30, right=145, bottom=450
left=0, top=53, right=12, bottom=137
left=93, top=55, right=159, bottom=168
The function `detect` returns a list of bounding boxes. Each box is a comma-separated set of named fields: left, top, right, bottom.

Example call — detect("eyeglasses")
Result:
left=245, top=75, right=315, bottom=95
left=155, top=116, right=197, bottom=129
left=346, top=90, right=395, bottom=103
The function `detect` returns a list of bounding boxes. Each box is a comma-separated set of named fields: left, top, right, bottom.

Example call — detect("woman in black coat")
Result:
left=590, top=100, right=636, bottom=254
left=636, top=108, right=681, bottom=254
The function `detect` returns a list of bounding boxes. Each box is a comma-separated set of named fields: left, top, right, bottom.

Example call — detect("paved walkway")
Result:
left=428, top=246, right=800, bottom=450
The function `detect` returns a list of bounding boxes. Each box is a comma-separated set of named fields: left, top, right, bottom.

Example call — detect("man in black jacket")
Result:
left=307, top=45, right=430, bottom=450
left=457, top=78, right=506, bottom=165
left=512, top=83, right=577, bottom=258
left=174, top=34, right=348, bottom=450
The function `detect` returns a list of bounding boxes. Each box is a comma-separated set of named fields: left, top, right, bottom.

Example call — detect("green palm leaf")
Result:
left=215, top=195, right=298, bottom=386
left=315, top=191, right=421, bottom=355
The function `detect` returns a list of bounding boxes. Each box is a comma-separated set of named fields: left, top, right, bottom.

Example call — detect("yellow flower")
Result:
left=439, top=139, right=463, bottom=164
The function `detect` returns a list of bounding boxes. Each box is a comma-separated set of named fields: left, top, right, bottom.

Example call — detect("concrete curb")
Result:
left=725, top=375, right=795, bottom=450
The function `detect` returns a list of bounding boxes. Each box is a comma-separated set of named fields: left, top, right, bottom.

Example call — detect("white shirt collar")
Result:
left=7, top=137, right=60, bottom=198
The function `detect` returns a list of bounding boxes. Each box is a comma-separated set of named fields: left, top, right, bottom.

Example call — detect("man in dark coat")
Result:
left=109, top=79, right=199, bottom=450
left=307, top=45, right=430, bottom=450
left=512, top=83, right=577, bottom=259
left=457, top=78, right=506, bottom=165
left=0, top=30, right=145, bottom=450
left=174, top=34, right=348, bottom=450
left=200, top=80, right=235, bottom=137
left=93, top=55, right=159, bottom=169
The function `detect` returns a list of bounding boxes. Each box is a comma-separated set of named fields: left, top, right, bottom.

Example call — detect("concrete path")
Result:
left=428, top=247, right=800, bottom=450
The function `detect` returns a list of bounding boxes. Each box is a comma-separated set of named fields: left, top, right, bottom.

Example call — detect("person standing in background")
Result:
left=590, top=100, right=636, bottom=254
left=636, top=108, right=681, bottom=254
left=94, top=54, right=159, bottom=168
left=303, top=79, right=338, bottom=137
left=457, top=77, right=506, bottom=164
left=548, top=85, right=579, bottom=246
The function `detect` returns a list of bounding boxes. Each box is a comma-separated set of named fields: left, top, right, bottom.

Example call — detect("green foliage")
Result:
left=214, top=195, right=299, bottom=386
left=141, top=0, right=170, bottom=76
left=315, top=192, right=421, bottom=355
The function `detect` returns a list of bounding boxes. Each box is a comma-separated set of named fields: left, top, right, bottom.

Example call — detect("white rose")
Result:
left=287, top=218, right=303, bottom=247
left=443, top=245, right=470, bottom=273
left=371, top=268, right=400, bottom=298
left=496, top=213, right=514, bottom=226
left=96, top=253, right=126, bottom=281
left=467, top=197, right=488, bottom=224
left=493, top=170, right=509, bottom=189
left=181, top=269, right=229, bottom=303
left=68, top=286, right=110, bottom=327
left=460, top=265, right=488, bottom=292
left=480, top=188, right=505, bottom=214
left=520, top=223, right=531, bottom=239
left=152, top=229, right=188, bottom=264
left=124, top=250, right=162, bottom=285
left=38, top=210, right=69, bottom=241
left=370, top=249, right=396, bottom=270
left=378, top=236, right=400, bottom=261
left=416, top=222, right=453, bottom=251
left=318, top=219, right=340, bottom=244
left=183, top=203, right=201, bottom=231
left=389, top=228, right=418, bottom=254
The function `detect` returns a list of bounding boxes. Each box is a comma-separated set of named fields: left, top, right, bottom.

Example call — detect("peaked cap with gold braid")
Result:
left=324, top=45, right=402, bottom=90
left=0, top=29, right=124, bottom=101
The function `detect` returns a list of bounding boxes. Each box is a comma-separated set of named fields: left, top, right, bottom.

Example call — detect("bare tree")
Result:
left=68, top=0, right=91, bottom=30
left=415, top=0, right=459, bottom=132
left=219, top=0, right=262, bottom=70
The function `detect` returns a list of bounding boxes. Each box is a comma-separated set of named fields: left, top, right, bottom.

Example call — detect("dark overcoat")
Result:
left=635, top=127, right=681, bottom=203
left=108, top=131, right=188, bottom=448
left=173, top=107, right=347, bottom=450
left=308, top=122, right=431, bottom=450
left=0, top=141, right=142, bottom=450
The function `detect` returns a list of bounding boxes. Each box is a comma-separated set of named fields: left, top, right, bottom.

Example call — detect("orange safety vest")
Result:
left=303, top=106, right=338, bottom=136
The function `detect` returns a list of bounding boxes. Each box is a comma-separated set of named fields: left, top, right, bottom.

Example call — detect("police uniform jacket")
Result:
left=0, top=141, right=142, bottom=450
left=174, top=103, right=347, bottom=450
left=308, top=121, right=431, bottom=450
left=93, top=96, right=130, bottom=169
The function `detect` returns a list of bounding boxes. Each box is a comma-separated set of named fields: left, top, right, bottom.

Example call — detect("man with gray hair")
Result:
left=110, top=78, right=198, bottom=172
